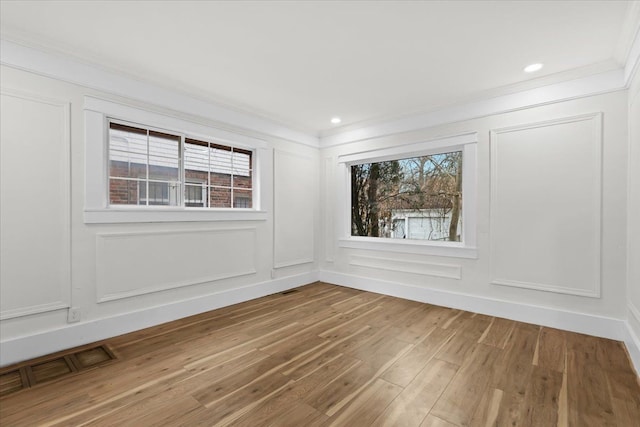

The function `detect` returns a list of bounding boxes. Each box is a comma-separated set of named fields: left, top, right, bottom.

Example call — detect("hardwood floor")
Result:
left=1, top=282, right=638, bottom=426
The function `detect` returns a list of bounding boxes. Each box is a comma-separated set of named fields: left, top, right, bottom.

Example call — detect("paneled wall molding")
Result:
left=273, top=259, right=315, bottom=269
left=489, top=113, right=603, bottom=298
left=0, top=38, right=319, bottom=147
left=0, top=271, right=318, bottom=367
left=323, top=156, right=335, bottom=263
left=96, top=227, right=257, bottom=302
left=0, top=88, right=71, bottom=320
left=348, top=254, right=462, bottom=280
left=273, top=150, right=315, bottom=269
left=0, top=302, right=69, bottom=321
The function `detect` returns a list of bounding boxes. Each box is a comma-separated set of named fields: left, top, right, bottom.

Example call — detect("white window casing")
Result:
left=84, top=96, right=269, bottom=223
left=336, top=132, right=478, bottom=259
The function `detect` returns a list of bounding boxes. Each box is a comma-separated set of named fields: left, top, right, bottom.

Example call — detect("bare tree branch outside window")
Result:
left=350, top=151, right=462, bottom=242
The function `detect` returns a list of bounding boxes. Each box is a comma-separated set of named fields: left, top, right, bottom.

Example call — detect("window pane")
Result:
left=185, top=184, right=206, bottom=207
left=210, top=171, right=231, bottom=187
left=233, top=190, right=252, bottom=209
left=232, top=170, right=252, bottom=189
left=141, top=181, right=179, bottom=206
left=109, top=179, right=143, bottom=205
left=184, top=140, right=210, bottom=184
left=210, top=144, right=233, bottom=176
left=109, top=124, right=147, bottom=179
left=232, top=149, right=252, bottom=176
left=210, top=187, right=231, bottom=208
left=148, top=131, right=179, bottom=181
left=350, top=151, right=462, bottom=241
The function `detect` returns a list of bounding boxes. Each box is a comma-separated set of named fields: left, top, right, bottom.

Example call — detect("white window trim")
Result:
left=84, top=96, right=268, bottom=223
left=337, top=132, right=478, bottom=259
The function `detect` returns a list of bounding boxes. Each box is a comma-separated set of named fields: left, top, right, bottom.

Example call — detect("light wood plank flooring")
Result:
left=1, top=282, right=639, bottom=426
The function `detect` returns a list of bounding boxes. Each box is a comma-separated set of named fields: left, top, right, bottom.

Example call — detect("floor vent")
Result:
left=0, top=344, right=116, bottom=398
left=281, top=289, right=299, bottom=295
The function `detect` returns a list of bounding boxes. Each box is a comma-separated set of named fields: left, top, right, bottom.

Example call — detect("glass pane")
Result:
left=350, top=150, right=462, bottom=241
left=210, top=187, right=231, bottom=208
left=232, top=149, right=252, bottom=176
left=141, top=181, right=179, bottom=206
left=148, top=131, right=179, bottom=181
left=109, top=123, right=147, bottom=179
left=233, top=189, right=252, bottom=209
left=109, top=151, right=146, bottom=179
left=185, top=184, right=206, bottom=208
left=109, top=179, right=143, bottom=205
left=210, top=171, right=231, bottom=187
left=232, top=170, right=252, bottom=189
left=184, top=139, right=210, bottom=183
left=210, top=144, right=233, bottom=176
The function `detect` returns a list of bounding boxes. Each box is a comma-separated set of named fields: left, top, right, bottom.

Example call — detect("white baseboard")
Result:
left=319, top=270, right=627, bottom=341
left=625, top=303, right=640, bottom=375
left=0, top=271, right=318, bottom=367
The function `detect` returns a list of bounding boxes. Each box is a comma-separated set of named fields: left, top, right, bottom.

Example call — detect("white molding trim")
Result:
left=0, top=302, right=70, bottom=321
left=320, top=69, right=624, bottom=147
left=324, top=156, right=335, bottom=263
left=337, top=132, right=477, bottom=165
left=336, top=131, right=478, bottom=259
left=349, top=255, right=461, bottom=280
left=0, top=38, right=319, bottom=148
left=622, top=6, right=640, bottom=86
left=95, top=227, right=257, bottom=302
left=630, top=301, right=640, bottom=325
left=625, top=302, right=640, bottom=376
left=318, top=270, right=625, bottom=341
left=83, top=97, right=273, bottom=223
left=85, top=208, right=268, bottom=224
left=273, top=259, right=315, bottom=269
left=0, top=271, right=319, bottom=367
left=338, top=238, right=478, bottom=259
left=489, top=113, right=603, bottom=298
left=0, top=88, right=72, bottom=319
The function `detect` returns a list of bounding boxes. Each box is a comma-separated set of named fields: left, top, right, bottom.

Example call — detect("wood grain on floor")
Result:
left=0, top=282, right=638, bottom=426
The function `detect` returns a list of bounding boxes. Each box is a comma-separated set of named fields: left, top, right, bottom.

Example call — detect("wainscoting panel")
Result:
left=96, top=227, right=257, bottom=302
left=273, top=150, right=315, bottom=268
left=0, top=90, right=71, bottom=319
left=324, top=156, right=335, bottom=263
left=490, top=113, right=602, bottom=297
left=349, top=254, right=461, bottom=279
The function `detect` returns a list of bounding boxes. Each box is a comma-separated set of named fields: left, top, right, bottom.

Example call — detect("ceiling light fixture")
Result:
left=331, top=117, right=342, bottom=124
left=524, top=63, right=544, bottom=73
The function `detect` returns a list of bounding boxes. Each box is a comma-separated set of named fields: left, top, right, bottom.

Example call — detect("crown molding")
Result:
left=319, top=68, right=625, bottom=148
left=0, top=38, right=320, bottom=148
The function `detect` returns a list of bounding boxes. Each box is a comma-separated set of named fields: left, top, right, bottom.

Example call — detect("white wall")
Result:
left=0, top=64, right=319, bottom=366
left=627, top=60, right=640, bottom=367
left=1, top=39, right=638, bottom=371
left=320, top=91, right=629, bottom=340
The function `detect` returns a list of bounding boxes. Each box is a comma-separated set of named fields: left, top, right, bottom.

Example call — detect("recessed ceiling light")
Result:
left=524, top=63, right=544, bottom=73
left=331, top=117, right=342, bottom=124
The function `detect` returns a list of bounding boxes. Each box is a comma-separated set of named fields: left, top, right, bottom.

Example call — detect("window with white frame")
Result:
left=83, top=96, right=267, bottom=223
left=338, top=133, right=477, bottom=258
left=351, top=150, right=462, bottom=242
left=108, top=121, right=253, bottom=209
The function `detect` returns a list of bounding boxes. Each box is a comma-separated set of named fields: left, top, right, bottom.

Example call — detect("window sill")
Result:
left=84, top=208, right=268, bottom=224
left=338, top=236, right=478, bottom=259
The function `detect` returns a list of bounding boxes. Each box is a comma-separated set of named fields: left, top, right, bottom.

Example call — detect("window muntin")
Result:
left=108, top=121, right=253, bottom=209
left=350, top=150, right=462, bottom=242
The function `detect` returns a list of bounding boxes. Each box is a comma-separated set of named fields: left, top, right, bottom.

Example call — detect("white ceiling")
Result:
left=0, top=1, right=636, bottom=136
